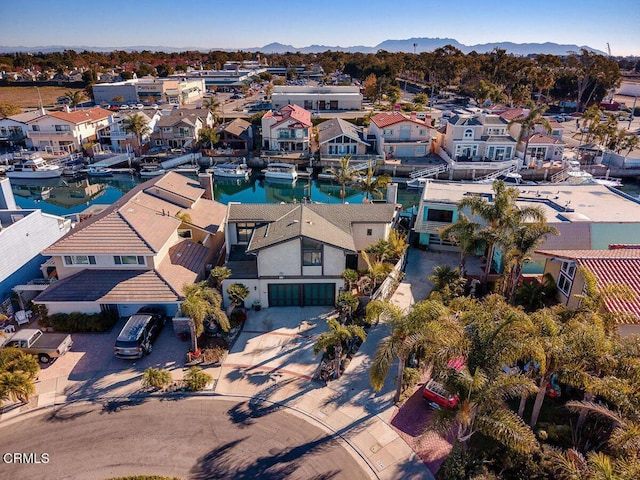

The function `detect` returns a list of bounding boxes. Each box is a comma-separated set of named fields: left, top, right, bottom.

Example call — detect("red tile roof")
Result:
left=271, top=104, right=311, bottom=128
left=370, top=112, right=427, bottom=128
left=499, top=108, right=527, bottom=121
left=537, top=249, right=640, bottom=323
left=528, top=133, right=563, bottom=144
left=47, top=107, right=112, bottom=125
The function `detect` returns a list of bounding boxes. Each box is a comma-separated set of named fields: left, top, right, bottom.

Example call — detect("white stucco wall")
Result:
left=257, top=239, right=300, bottom=276
left=322, top=245, right=346, bottom=276
left=42, top=301, right=101, bottom=315
left=352, top=223, right=389, bottom=251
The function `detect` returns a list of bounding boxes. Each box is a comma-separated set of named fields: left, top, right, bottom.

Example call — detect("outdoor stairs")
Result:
left=474, top=164, right=517, bottom=183
left=409, top=164, right=449, bottom=179
left=550, top=168, right=570, bottom=183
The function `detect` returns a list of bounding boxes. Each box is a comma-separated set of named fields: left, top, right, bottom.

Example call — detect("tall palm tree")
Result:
left=458, top=180, right=544, bottom=287
left=508, top=103, right=551, bottom=167
left=122, top=113, right=151, bottom=153
left=326, top=154, right=360, bottom=203
left=181, top=282, right=230, bottom=353
left=313, top=318, right=366, bottom=380
left=63, top=90, right=86, bottom=111
left=438, top=212, right=484, bottom=277
left=355, top=160, right=390, bottom=202
left=203, top=96, right=221, bottom=123
left=198, top=127, right=220, bottom=151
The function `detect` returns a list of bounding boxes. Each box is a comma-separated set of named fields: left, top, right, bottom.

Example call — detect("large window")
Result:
left=55, top=125, right=71, bottom=132
left=114, top=255, right=145, bottom=265
left=463, top=128, right=474, bottom=139
left=557, top=261, right=576, bottom=296
left=236, top=223, right=256, bottom=243
left=64, top=255, right=96, bottom=266
left=426, top=209, right=454, bottom=223
left=302, top=238, right=323, bottom=266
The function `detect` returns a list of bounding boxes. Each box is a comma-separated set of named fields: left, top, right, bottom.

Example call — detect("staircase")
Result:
left=550, top=168, right=570, bottom=183
left=409, top=164, right=449, bottom=179
left=474, top=164, right=518, bottom=183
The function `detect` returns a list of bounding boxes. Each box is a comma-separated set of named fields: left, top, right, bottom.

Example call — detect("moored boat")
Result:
left=139, top=164, right=166, bottom=177
left=209, top=163, right=251, bottom=179
left=87, top=164, right=113, bottom=177
left=263, top=162, right=298, bottom=182
left=5, top=156, right=63, bottom=179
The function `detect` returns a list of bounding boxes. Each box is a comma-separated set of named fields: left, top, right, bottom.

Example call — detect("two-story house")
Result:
left=150, top=110, right=212, bottom=150
left=33, top=172, right=227, bottom=317
left=440, top=113, right=518, bottom=162
left=97, top=110, right=161, bottom=154
left=261, top=104, right=312, bottom=153
left=223, top=203, right=397, bottom=308
left=0, top=110, right=46, bottom=149
left=317, top=118, right=370, bottom=160
left=25, top=107, right=113, bottom=154
left=501, top=110, right=566, bottom=166
left=368, top=112, right=432, bottom=158
left=213, top=118, right=254, bottom=155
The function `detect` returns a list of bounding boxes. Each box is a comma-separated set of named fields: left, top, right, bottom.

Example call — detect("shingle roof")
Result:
left=34, top=269, right=180, bottom=303
left=499, top=108, right=527, bottom=121
left=536, top=248, right=640, bottom=323
left=317, top=118, right=368, bottom=145
left=528, top=133, right=564, bottom=145
left=480, top=115, right=508, bottom=125
left=449, top=115, right=483, bottom=126
left=371, top=112, right=426, bottom=128
left=46, top=107, right=112, bottom=125
left=220, top=118, right=252, bottom=138
left=7, top=110, right=47, bottom=123
left=156, top=239, right=212, bottom=295
left=156, top=112, right=202, bottom=128
left=247, top=205, right=356, bottom=253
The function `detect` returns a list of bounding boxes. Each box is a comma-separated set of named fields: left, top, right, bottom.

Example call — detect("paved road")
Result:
left=0, top=397, right=371, bottom=480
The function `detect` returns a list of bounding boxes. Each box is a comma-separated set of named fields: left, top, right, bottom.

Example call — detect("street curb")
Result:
left=0, top=390, right=384, bottom=480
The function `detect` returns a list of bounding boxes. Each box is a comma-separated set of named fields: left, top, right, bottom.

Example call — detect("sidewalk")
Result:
left=1, top=247, right=465, bottom=480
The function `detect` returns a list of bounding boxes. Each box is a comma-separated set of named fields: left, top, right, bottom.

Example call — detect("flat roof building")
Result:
left=271, top=86, right=362, bottom=111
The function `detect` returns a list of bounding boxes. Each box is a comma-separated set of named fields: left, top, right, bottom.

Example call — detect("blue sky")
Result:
left=1, top=0, right=639, bottom=55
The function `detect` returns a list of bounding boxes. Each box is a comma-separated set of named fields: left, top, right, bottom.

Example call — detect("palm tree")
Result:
left=508, top=103, right=551, bottom=167
left=198, top=127, right=220, bottom=151
left=63, top=90, right=86, bottom=110
left=313, top=318, right=366, bottom=380
left=430, top=367, right=538, bottom=453
left=203, top=96, right=221, bottom=123
left=326, top=154, right=360, bottom=203
left=356, top=160, right=390, bottom=202
left=361, top=251, right=393, bottom=292
left=181, top=282, right=230, bottom=354
left=122, top=113, right=151, bottom=154
left=208, top=266, right=231, bottom=291
left=438, top=212, right=484, bottom=277
left=0, top=371, right=36, bottom=405
left=459, top=180, right=548, bottom=288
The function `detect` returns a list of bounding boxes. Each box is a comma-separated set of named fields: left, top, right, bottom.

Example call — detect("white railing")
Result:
left=551, top=168, right=570, bottom=183
left=409, top=164, right=449, bottom=179
left=413, top=220, right=451, bottom=235
left=474, top=164, right=518, bottom=182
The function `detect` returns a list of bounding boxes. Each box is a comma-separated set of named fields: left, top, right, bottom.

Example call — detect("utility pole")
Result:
left=34, top=86, right=44, bottom=113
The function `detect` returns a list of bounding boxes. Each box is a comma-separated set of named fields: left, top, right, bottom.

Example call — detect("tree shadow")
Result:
left=390, top=386, right=431, bottom=436
left=99, top=396, right=147, bottom=414
left=44, top=404, right=93, bottom=423
left=190, top=435, right=341, bottom=480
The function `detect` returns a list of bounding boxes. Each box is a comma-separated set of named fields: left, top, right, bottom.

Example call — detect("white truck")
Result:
left=2, top=329, right=73, bottom=363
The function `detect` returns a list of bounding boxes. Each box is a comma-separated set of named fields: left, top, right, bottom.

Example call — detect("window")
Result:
left=419, top=129, right=426, bottom=136
left=32, top=125, right=40, bottom=131
left=463, top=128, right=473, bottom=139
left=114, top=255, right=145, bottom=265
left=426, top=209, right=454, bottom=223
left=64, top=255, right=96, bottom=266
left=558, top=261, right=576, bottom=296
left=236, top=223, right=255, bottom=243
left=366, top=228, right=373, bottom=236
left=383, top=129, right=393, bottom=136
left=162, top=127, right=172, bottom=133
left=55, top=125, right=71, bottom=132
left=302, top=238, right=323, bottom=266
left=155, top=140, right=163, bottom=146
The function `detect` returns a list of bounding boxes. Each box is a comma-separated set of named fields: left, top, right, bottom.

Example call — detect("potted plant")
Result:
left=252, top=300, right=262, bottom=311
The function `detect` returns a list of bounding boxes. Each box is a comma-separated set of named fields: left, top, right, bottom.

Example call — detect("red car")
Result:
left=422, top=378, right=459, bottom=410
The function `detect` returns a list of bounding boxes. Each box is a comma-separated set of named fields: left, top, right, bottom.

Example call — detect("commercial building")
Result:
left=271, top=86, right=362, bottom=111
left=92, top=78, right=205, bottom=106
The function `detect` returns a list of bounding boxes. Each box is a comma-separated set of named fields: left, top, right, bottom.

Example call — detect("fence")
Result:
left=370, top=253, right=407, bottom=303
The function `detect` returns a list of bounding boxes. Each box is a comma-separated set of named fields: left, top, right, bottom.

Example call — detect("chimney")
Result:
left=410, top=111, right=417, bottom=121
left=198, top=172, right=214, bottom=200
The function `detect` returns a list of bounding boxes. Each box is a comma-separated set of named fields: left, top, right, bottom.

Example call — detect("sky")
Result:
left=1, top=0, right=639, bottom=56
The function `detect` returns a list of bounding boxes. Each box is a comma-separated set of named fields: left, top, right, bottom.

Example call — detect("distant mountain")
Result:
left=0, top=38, right=607, bottom=56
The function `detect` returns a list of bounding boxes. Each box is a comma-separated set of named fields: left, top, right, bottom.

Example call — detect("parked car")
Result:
left=230, top=94, right=245, bottom=99
left=422, top=379, right=459, bottom=409
left=113, top=307, right=166, bottom=359
left=120, top=104, right=129, bottom=110
left=2, top=328, right=73, bottom=364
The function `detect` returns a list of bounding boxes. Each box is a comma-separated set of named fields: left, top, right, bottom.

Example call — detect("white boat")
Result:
left=139, top=164, right=166, bottom=177
left=5, top=156, right=63, bottom=179
left=62, top=159, right=85, bottom=176
left=87, top=164, right=113, bottom=177
left=406, top=177, right=429, bottom=189
left=209, top=163, right=251, bottom=179
left=263, top=162, right=298, bottom=182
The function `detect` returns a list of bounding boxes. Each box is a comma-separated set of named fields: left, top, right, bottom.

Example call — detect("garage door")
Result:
left=268, top=283, right=335, bottom=307
left=395, top=145, right=415, bottom=157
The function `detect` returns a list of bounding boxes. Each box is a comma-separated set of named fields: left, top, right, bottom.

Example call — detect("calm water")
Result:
left=9, top=172, right=424, bottom=216
left=10, top=172, right=640, bottom=217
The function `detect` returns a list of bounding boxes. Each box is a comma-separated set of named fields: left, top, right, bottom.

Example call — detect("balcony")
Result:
left=413, top=219, right=451, bottom=234
left=28, top=131, right=76, bottom=140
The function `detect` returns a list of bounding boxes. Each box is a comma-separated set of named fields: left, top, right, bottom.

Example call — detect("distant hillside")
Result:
left=0, top=37, right=607, bottom=56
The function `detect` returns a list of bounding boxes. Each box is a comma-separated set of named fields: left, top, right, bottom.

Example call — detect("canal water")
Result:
left=9, top=172, right=424, bottom=217
left=9, top=172, right=640, bottom=217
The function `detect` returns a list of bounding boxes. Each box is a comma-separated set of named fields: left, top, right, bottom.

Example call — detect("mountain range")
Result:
left=0, top=37, right=607, bottom=56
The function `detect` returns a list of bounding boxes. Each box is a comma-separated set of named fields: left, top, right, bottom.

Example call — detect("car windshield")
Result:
left=115, top=340, right=138, bottom=349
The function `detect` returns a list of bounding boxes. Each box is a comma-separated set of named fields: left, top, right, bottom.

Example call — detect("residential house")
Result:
left=33, top=172, right=227, bottom=317
left=439, top=113, right=518, bottom=162
left=535, top=247, right=640, bottom=329
left=261, top=104, right=312, bottom=153
left=222, top=203, right=398, bottom=308
left=97, top=110, right=161, bottom=154
left=501, top=110, right=566, bottom=166
left=317, top=118, right=370, bottom=160
left=150, top=110, right=212, bottom=150
left=25, top=107, right=113, bottom=154
left=0, top=178, right=72, bottom=305
left=213, top=118, right=254, bottom=155
left=368, top=112, right=432, bottom=158
left=414, top=180, right=640, bottom=276
left=0, top=110, right=46, bottom=149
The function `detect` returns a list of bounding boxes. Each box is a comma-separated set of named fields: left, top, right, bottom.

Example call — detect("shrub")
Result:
left=141, top=367, right=172, bottom=391
left=229, top=309, right=247, bottom=328
left=43, top=310, right=118, bottom=333
left=184, top=366, right=212, bottom=391
left=336, top=292, right=359, bottom=321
